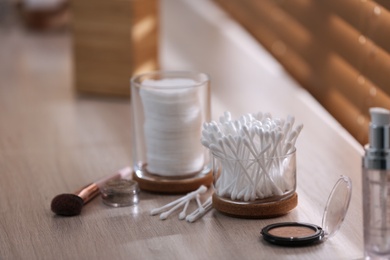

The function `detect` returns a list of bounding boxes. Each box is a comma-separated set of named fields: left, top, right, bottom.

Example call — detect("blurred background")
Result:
left=1, top=0, right=390, bottom=145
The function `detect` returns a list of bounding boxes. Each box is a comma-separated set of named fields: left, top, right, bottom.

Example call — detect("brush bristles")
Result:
left=51, top=193, right=84, bottom=216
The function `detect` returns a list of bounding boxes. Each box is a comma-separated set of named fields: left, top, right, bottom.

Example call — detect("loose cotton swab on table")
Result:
left=150, top=185, right=212, bottom=222
left=150, top=185, right=207, bottom=216
left=186, top=197, right=213, bottom=223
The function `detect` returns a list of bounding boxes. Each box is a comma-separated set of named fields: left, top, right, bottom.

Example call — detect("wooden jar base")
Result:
left=212, top=192, right=298, bottom=219
left=133, top=169, right=213, bottom=194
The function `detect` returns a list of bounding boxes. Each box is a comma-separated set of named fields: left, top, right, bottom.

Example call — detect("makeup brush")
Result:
left=51, top=167, right=132, bottom=216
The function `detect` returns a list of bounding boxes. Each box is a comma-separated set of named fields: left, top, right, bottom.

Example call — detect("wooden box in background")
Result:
left=71, top=0, right=158, bottom=96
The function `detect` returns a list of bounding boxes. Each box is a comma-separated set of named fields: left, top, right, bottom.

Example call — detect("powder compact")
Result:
left=261, top=175, right=352, bottom=246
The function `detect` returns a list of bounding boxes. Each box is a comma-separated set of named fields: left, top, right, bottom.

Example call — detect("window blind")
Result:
left=213, top=0, right=390, bottom=145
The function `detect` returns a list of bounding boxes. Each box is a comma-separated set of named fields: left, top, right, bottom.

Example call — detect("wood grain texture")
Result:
left=0, top=0, right=364, bottom=259
left=72, top=0, right=159, bottom=96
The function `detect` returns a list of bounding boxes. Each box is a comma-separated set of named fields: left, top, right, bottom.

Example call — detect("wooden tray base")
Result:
left=133, top=169, right=213, bottom=194
left=212, top=192, right=298, bottom=219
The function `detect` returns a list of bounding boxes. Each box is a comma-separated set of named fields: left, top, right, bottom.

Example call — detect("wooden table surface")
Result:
left=1, top=0, right=364, bottom=259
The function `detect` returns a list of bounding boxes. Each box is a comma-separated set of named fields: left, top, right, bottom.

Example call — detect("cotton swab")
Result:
left=186, top=196, right=213, bottom=223
left=179, top=200, right=190, bottom=220
left=195, top=194, right=205, bottom=214
left=160, top=198, right=192, bottom=220
left=150, top=186, right=213, bottom=222
left=150, top=195, right=189, bottom=216
left=150, top=185, right=207, bottom=215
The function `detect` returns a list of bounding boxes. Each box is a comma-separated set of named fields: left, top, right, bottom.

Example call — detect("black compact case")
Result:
left=261, top=176, right=352, bottom=247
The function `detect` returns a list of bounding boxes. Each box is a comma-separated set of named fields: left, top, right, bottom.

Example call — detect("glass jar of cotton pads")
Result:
left=130, top=71, right=212, bottom=193
left=202, top=111, right=303, bottom=218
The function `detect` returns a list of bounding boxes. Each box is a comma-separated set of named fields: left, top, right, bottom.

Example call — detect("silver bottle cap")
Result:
left=364, top=108, right=390, bottom=170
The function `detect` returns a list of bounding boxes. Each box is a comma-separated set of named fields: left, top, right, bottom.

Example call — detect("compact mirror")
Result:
left=260, top=175, right=352, bottom=247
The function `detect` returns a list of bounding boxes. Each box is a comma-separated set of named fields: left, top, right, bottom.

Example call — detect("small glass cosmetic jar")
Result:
left=130, top=71, right=212, bottom=193
left=212, top=149, right=297, bottom=218
left=101, top=179, right=140, bottom=207
left=261, top=175, right=352, bottom=246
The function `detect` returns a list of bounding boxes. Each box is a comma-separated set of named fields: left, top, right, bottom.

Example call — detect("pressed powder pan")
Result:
left=261, top=222, right=324, bottom=246
left=261, top=176, right=352, bottom=247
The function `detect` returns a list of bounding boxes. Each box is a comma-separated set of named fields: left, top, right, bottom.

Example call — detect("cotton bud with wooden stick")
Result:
left=202, top=111, right=303, bottom=202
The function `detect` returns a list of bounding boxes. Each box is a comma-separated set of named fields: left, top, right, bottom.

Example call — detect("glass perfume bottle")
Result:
left=363, top=107, right=390, bottom=259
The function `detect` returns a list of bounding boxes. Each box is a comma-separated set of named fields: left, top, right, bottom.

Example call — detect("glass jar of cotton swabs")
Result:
left=202, top=111, right=303, bottom=218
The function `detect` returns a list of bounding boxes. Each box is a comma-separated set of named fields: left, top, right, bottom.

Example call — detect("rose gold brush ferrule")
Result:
left=72, top=167, right=132, bottom=203
left=75, top=183, right=101, bottom=204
